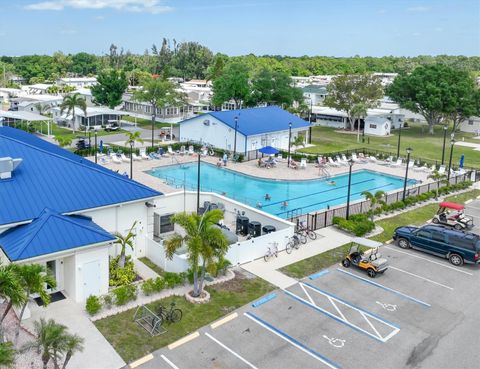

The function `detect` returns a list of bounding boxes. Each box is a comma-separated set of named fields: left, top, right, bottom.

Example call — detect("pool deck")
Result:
left=89, top=153, right=432, bottom=196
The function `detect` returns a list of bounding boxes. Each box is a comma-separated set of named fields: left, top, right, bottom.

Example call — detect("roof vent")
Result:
left=0, top=157, right=23, bottom=180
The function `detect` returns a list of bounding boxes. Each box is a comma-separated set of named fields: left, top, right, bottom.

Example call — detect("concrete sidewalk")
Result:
left=241, top=226, right=352, bottom=288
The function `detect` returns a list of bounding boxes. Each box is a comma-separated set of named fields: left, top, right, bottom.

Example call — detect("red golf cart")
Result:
left=431, top=202, right=474, bottom=230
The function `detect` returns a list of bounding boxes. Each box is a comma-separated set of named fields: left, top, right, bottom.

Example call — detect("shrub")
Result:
left=163, top=272, right=185, bottom=288
left=109, top=256, right=136, bottom=287
left=215, top=257, right=232, bottom=277
left=85, top=295, right=102, bottom=316
left=102, top=294, right=113, bottom=309
left=113, top=284, right=137, bottom=306
left=333, top=214, right=375, bottom=236
left=141, top=277, right=165, bottom=296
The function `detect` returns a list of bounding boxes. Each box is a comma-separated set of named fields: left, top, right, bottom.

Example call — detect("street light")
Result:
left=402, top=147, right=413, bottom=201
left=441, top=125, right=448, bottom=165
left=287, top=122, right=292, bottom=168
left=197, top=152, right=201, bottom=214
left=233, top=116, right=238, bottom=160
left=447, top=138, right=456, bottom=182
left=345, top=159, right=355, bottom=220
left=151, top=113, right=155, bottom=149
left=94, top=131, right=98, bottom=164
left=396, top=123, right=402, bottom=158
left=129, top=140, right=134, bottom=179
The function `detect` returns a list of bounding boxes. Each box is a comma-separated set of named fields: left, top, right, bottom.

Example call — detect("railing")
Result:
left=292, top=171, right=479, bottom=231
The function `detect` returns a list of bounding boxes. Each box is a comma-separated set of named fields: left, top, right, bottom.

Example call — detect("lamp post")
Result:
left=129, top=140, right=134, bottom=179
left=396, top=123, right=402, bottom=158
left=94, top=131, right=98, bottom=164
left=441, top=125, right=448, bottom=165
left=307, top=97, right=313, bottom=144
left=447, top=138, right=456, bottom=182
left=197, top=152, right=201, bottom=214
left=287, top=122, right=292, bottom=168
left=233, top=116, right=238, bottom=159
left=151, top=113, right=155, bottom=149
left=345, top=159, right=354, bottom=220
left=402, top=147, right=413, bottom=201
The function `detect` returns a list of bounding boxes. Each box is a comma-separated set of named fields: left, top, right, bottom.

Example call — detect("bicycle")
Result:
left=157, top=302, right=183, bottom=324
left=264, top=243, right=279, bottom=262
left=296, top=224, right=317, bottom=240
left=294, top=229, right=308, bottom=244
left=286, top=235, right=302, bottom=254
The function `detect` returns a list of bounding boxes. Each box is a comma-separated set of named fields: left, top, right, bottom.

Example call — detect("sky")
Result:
left=0, top=0, right=479, bottom=57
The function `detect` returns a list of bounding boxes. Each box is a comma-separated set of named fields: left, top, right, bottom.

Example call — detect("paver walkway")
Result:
left=455, top=141, right=480, bottom=151
left=241, top=226, right=352, bottom=288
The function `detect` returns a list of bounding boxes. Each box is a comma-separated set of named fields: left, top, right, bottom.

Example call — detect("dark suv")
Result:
left=393, top=225, right=480, bottom=266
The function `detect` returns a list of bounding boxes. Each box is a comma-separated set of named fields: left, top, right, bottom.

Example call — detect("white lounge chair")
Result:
left=131, top=153, right=141, bottom=161
left=438, top=165, right=446, bottom=175
left=336, top=155, right=347, bottom=166
left=99, top=155, right=110, bottom=165
left=390, top=158, right=402, bottom=167
left=179, top=145, right=186, bottom=155
left=407, top=161, right=414, bottom=169
left=300, top=158, right=307, bottom=169
left=358, top=153, right=369, bottom=162
left=328, top=157, right=340, bottom=167
left=120, top=153, right=130, bottom=163
left=379, top=156, right=393, bottom=165
left=188, top=145, right=194, bottom=155
left=167, top=146, right=175, bottom=155
left=140, top=150, right=150, bottom=160
left=110, top=154, right=121, bottom=164
left=369, top=155, right=379, bottom=163
left=341, top=154, right=350, bottom=163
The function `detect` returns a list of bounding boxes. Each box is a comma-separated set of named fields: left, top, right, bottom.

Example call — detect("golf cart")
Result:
left=342, top=238, right=388, bottom=278
left=432, top=202, right=474, bottom=230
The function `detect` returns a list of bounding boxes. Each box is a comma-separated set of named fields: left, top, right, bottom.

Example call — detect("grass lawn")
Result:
left=370, top=189, right=480, bottom=243
left=302, top=123, right=480, bottom=169
left=122, top=115, right=176, bottom=129
left=138, top=257, right=165, bottom=276
left=30, top=122, right=125, bottom=140
left=94, top=273, right=274, bottom=363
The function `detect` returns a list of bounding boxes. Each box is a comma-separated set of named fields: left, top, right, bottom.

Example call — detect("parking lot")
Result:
left=135, top=244, right=480, bottom=369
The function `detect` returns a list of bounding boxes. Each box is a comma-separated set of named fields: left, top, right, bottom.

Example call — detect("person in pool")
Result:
left=328, top=180, right=336, bottom=186
left=264, top=194, right=271, bottom=201
left=281, top=201, right=288, bottom=209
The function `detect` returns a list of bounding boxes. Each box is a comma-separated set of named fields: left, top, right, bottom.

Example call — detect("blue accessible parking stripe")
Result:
left=309, top=270, right=330, bottom=280
left=252, top=293, right=277, bottom=307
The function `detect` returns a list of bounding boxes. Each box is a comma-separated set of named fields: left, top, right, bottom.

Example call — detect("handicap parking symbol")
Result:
left=322, top=335, right=345, bottom=348
left=376, top=301, right=397, bottom=311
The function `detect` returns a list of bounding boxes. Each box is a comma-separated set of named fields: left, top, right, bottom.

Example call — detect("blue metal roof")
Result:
left=0, top=208, right=115, bottom=261
left=187, top=106, right=310, bottom=136
left=0, top=127, right=161, bottom=226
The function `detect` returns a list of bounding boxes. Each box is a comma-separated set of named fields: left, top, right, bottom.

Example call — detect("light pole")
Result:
left=151, top=113, right=155, bottom=149
left=197, top=153, right=201, bottom=214
left=402, top=147, right=413, bottom=201
left=346, top=159, right=354, bottom=220
left=396, top=123, right=402, bottom=158
left=287, top=122, right=292, bottom=168
left=233, top=116, right=238, bottom=159
left=307, top=97, right=313, bottom=144
left=129, top=140, right=134, bottom=179
left=441, top=125, right=448, bottom=165
left=447, top=138, right=456, bottom=182
left=94, top=131, right=98, bottom=164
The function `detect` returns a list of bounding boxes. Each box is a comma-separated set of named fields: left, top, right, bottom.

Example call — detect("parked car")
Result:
left=104, top=122, right=120, bottom=131
left=393, top=224, right=480, bottom=266
left=431, top=202, right=474, bottom=230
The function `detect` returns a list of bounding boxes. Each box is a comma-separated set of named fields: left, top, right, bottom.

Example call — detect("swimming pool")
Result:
left=148, top=163, right=416, bottom=218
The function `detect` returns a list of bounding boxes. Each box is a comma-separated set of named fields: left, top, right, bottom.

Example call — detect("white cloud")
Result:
left=407, top=6, right=430, bottom=12
left=24, top=0, right=173, bottom=14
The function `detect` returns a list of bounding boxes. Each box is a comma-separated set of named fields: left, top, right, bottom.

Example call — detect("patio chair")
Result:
left=336, top=155, right=347, bottom=166
left=389, top=158, right=403, bottom=167
left=438, top=165, right=446, bottom=175
left=188, top=145, right=194, bottom=155
left=300, top=158, right=307, bottom=169
left=140, top=150, right=150, bottom=160
left=99, top=155, right=110, bottom=165
left=167, top=146, right=175, bottom=155
left=358, top=153, right=369, bottom=162
left=110, top=154, right=122, bottom=164
left=379, top=156, right=393, bottom=165
left=131, top=153, right=141, bottom=161
left=413, top=162, right=427, bottom=172
left=179, top=145, right=186, bottom=155
left=327, top=157, right=340, bottom=167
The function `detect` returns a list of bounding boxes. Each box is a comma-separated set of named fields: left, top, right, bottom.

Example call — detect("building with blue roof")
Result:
left=0, top=127, right=162, bottom=302
left=178, top=106, right=310, bottom=154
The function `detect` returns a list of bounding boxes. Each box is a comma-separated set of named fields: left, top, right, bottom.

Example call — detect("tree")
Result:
left=0, top=265, right=26, bottom=329
left=0, top=341, right=15, bottom=368
left=54, top=136, right=72, bottom=147
left=113, top=221, right=137, bottom=269
left=59, top=93, right=87, bottom=134
left=22, top=318, right=84, bottom=369
left=211, top=62, right=250, bottom=109
left=133, top=76, right=185, bottom=148
left=387, top=64, right=474, bottom=135
left=14, top=264, right=56, bottom=342
left=325, top=74, right=384, bottom=141
left=91, top=69, right=128, bottom=109
left=35, top=103, right=51, bottom=116
left=173, top=41, right=214, bottom=80
left=125, top=131, right=144, bottom=147
left=247, top=67, right=303, bottom=108
left=206, top=54, right=227, bottom=82
left=70, top=52, right=98, bottom=76
left=428, top=170, right=448, bottom=198
left=361, top=190, right=386, bottom=221
left=164, top=210, right=229, bottom=298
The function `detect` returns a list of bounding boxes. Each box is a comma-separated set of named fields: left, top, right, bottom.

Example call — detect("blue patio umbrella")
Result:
left=258, top=146, right=279, bottom=155
left=99, top=140, right=103, bottom=153
left=459, top=154, right=465, bottom=168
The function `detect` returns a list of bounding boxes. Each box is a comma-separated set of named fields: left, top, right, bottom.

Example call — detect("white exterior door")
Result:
left=82, top=260, right=101, bottom=299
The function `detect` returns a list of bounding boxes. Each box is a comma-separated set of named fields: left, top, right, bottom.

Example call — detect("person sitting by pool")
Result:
left=289, top=159, right=298, bottom=170
left=264, top=193, right=271, bottom=201
left=265, top=156, right=277, bottom=167
left=216, top=158, right=222, bottom=167
left=281, top=201, right=289, bottom=209
left=256, top=202, right=263, bottom=208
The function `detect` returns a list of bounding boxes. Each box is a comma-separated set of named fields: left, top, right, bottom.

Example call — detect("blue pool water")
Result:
left=148, top=163, right=416, bottom=218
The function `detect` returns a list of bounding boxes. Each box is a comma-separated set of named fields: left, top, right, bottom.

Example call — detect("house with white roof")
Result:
left=0, top=127, right=161, bottom=303
left=178, top=106, right=311, bottom=152
left=56, top=77, right=97, bottom=88
left=51, top=106, right=126, bottom=131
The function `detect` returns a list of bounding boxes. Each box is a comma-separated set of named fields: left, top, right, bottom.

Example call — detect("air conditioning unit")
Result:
left=203, top=119, right=210, bottom=126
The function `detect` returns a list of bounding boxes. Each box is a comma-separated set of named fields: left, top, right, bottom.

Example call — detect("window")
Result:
left=417, top=230, right=431, bottom=239
left=468, top=120, right=474, bottom=125
left=451, top=236, right=474, bottom=250
left=369, top=124, right=377, bottom=129
left=431, top=232, right=445, bottom=242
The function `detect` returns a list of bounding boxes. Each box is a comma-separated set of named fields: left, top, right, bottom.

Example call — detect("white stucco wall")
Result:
left=459, top=117, right=480, bottom=134
left=179, top=115, right=247, bottom=152
left=364, top=116, right=391, bottom=136
left=74, top=246, right=110, bottom=302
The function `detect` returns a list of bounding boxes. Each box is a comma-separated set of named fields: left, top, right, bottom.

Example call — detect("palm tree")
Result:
left=61, top=333, right=84, bottom=369
left=133, top=76, right=185, bottom=148
left=14, top=264, right=56, bottom=343
left=164, top=210, right=229, bottom=298
left=34, top=103, right=51, bottom=116
left=60, top=93, right=87, bottom=134
left=125, top=131, right=144, bottom=179
left=361, top=190, right=386, bottom=221
left=113, top=221, right=137, bottom=268
left=0, top=265, right=27, bottom=329
left=0, top=341, right=15, bottom=368
left=428, top=170, right=448, bottom=199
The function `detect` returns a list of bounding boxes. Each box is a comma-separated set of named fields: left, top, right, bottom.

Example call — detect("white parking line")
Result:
left=384, top=246, right=473, bottom=276
left=389, top=266, right=454, bottom=290
left=160, top=354, right=180, bottom=369
left=205, top=332, right=259, bottom=369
